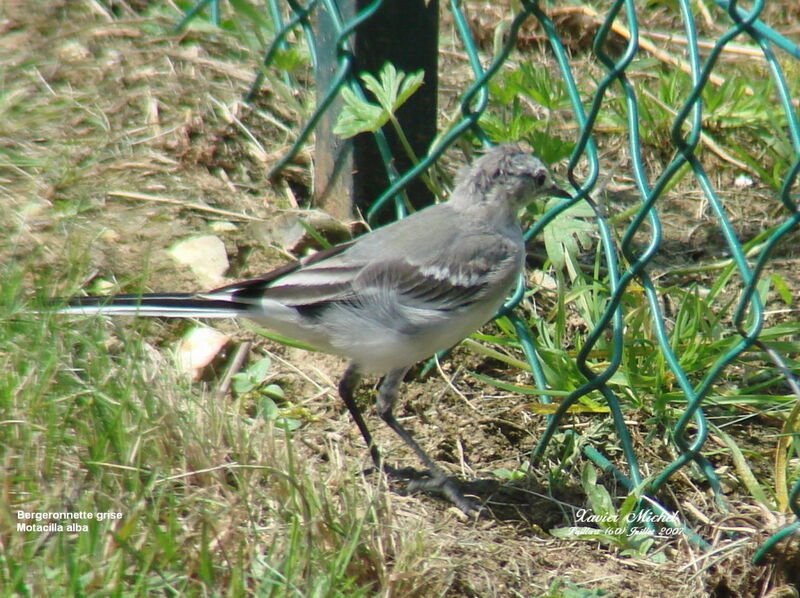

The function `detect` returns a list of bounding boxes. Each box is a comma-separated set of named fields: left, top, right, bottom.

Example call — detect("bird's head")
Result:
left=453, top=144, right=570, bottom=210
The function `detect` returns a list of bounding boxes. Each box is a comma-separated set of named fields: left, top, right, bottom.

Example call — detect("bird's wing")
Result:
left=203, top=199, right=520, bottom=318
left=353, top=240, right=512, bottom=312
left=203, top=229, right=516, bottom=316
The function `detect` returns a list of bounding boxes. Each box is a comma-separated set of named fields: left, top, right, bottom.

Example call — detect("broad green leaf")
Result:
left=248, top=357, right=273, bottom=381
left=771, top=273, right=792, bottom=306
left=334, top=63, right=423, bottom=139
left=581, top=464, right=616, bottom=527
left=263, top=384, right=285, bottom=401
left=361, top=63, right=424, bottom=114
left=391, top=68, right=424, bottom=111
left=275, top=417, right=301, bottom=431
left=361, top=64, right=399, bottom=113
left=271, top=47, right=308, bottom=72
left=543, top=198, right=595, bottom=270
left=333, top=86, right=386, bottom=138
left=232, top=374, right=256, bottom=394
left=258, top=396, right=279, bottom=421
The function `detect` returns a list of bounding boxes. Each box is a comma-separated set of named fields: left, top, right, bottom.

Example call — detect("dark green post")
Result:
left=314, top=0, right=439, bottom=222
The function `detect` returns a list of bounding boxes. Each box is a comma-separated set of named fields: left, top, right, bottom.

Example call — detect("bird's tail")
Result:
left=58, top=293, right=250, bottom=319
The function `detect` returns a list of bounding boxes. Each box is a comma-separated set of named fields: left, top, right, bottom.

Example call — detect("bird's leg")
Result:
left=338, top=363, right=384, bottom=472
left=338, top=364, right=420, bottom=479
left=376, top=367, right=479, bottom=515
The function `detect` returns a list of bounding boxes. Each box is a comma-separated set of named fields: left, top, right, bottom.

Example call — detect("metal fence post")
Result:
left=314, top=0, right=439, bottom=222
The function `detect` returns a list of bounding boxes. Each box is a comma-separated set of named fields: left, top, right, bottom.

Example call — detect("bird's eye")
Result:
left=533, top=171, right=547, bottom=187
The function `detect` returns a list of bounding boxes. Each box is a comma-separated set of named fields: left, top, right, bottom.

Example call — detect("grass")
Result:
left=1, top=263, right=450, bottom=596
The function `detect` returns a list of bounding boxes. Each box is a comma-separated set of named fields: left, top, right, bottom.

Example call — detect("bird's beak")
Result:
left=549, top=185, right=572, bottom=199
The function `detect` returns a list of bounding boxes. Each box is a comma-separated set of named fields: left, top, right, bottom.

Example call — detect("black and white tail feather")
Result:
left=60, top=242, right=354, bottom=320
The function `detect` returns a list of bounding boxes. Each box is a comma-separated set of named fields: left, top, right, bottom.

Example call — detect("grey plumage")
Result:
left=58, top=144, right=567, bottom=514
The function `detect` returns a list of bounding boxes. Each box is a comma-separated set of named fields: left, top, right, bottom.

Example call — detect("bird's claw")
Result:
left=366, top=464, right=480, bottom=516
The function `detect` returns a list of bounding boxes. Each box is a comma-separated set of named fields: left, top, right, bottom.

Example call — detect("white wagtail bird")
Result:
left=58, top=144, right=568, bottom=515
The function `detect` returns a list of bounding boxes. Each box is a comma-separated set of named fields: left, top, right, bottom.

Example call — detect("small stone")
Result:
left=168, top=235, right=229, bottom=286
left=209, top=221, right=238, bottom=233
left=57, top=40, right=91, bottom=63
left=249, top=209, right=352, bottom=253
left=175, top=326, right=230, bottom=380
left=99, top=228, right=120, bottom=243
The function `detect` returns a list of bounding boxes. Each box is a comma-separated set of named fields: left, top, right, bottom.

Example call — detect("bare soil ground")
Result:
left=3, top=1, right=800, bottom=596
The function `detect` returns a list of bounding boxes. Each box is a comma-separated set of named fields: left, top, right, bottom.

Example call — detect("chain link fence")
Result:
left=179, top=0, right=800, bottom=560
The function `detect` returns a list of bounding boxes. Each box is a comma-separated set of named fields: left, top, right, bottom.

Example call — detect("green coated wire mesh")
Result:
left=178, top=0, right=800, bottom=560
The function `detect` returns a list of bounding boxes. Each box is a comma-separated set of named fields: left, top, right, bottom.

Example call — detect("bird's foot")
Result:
left=364, top=464, right=480, bottom=516
left=405, top=474, right=481, bottom=517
